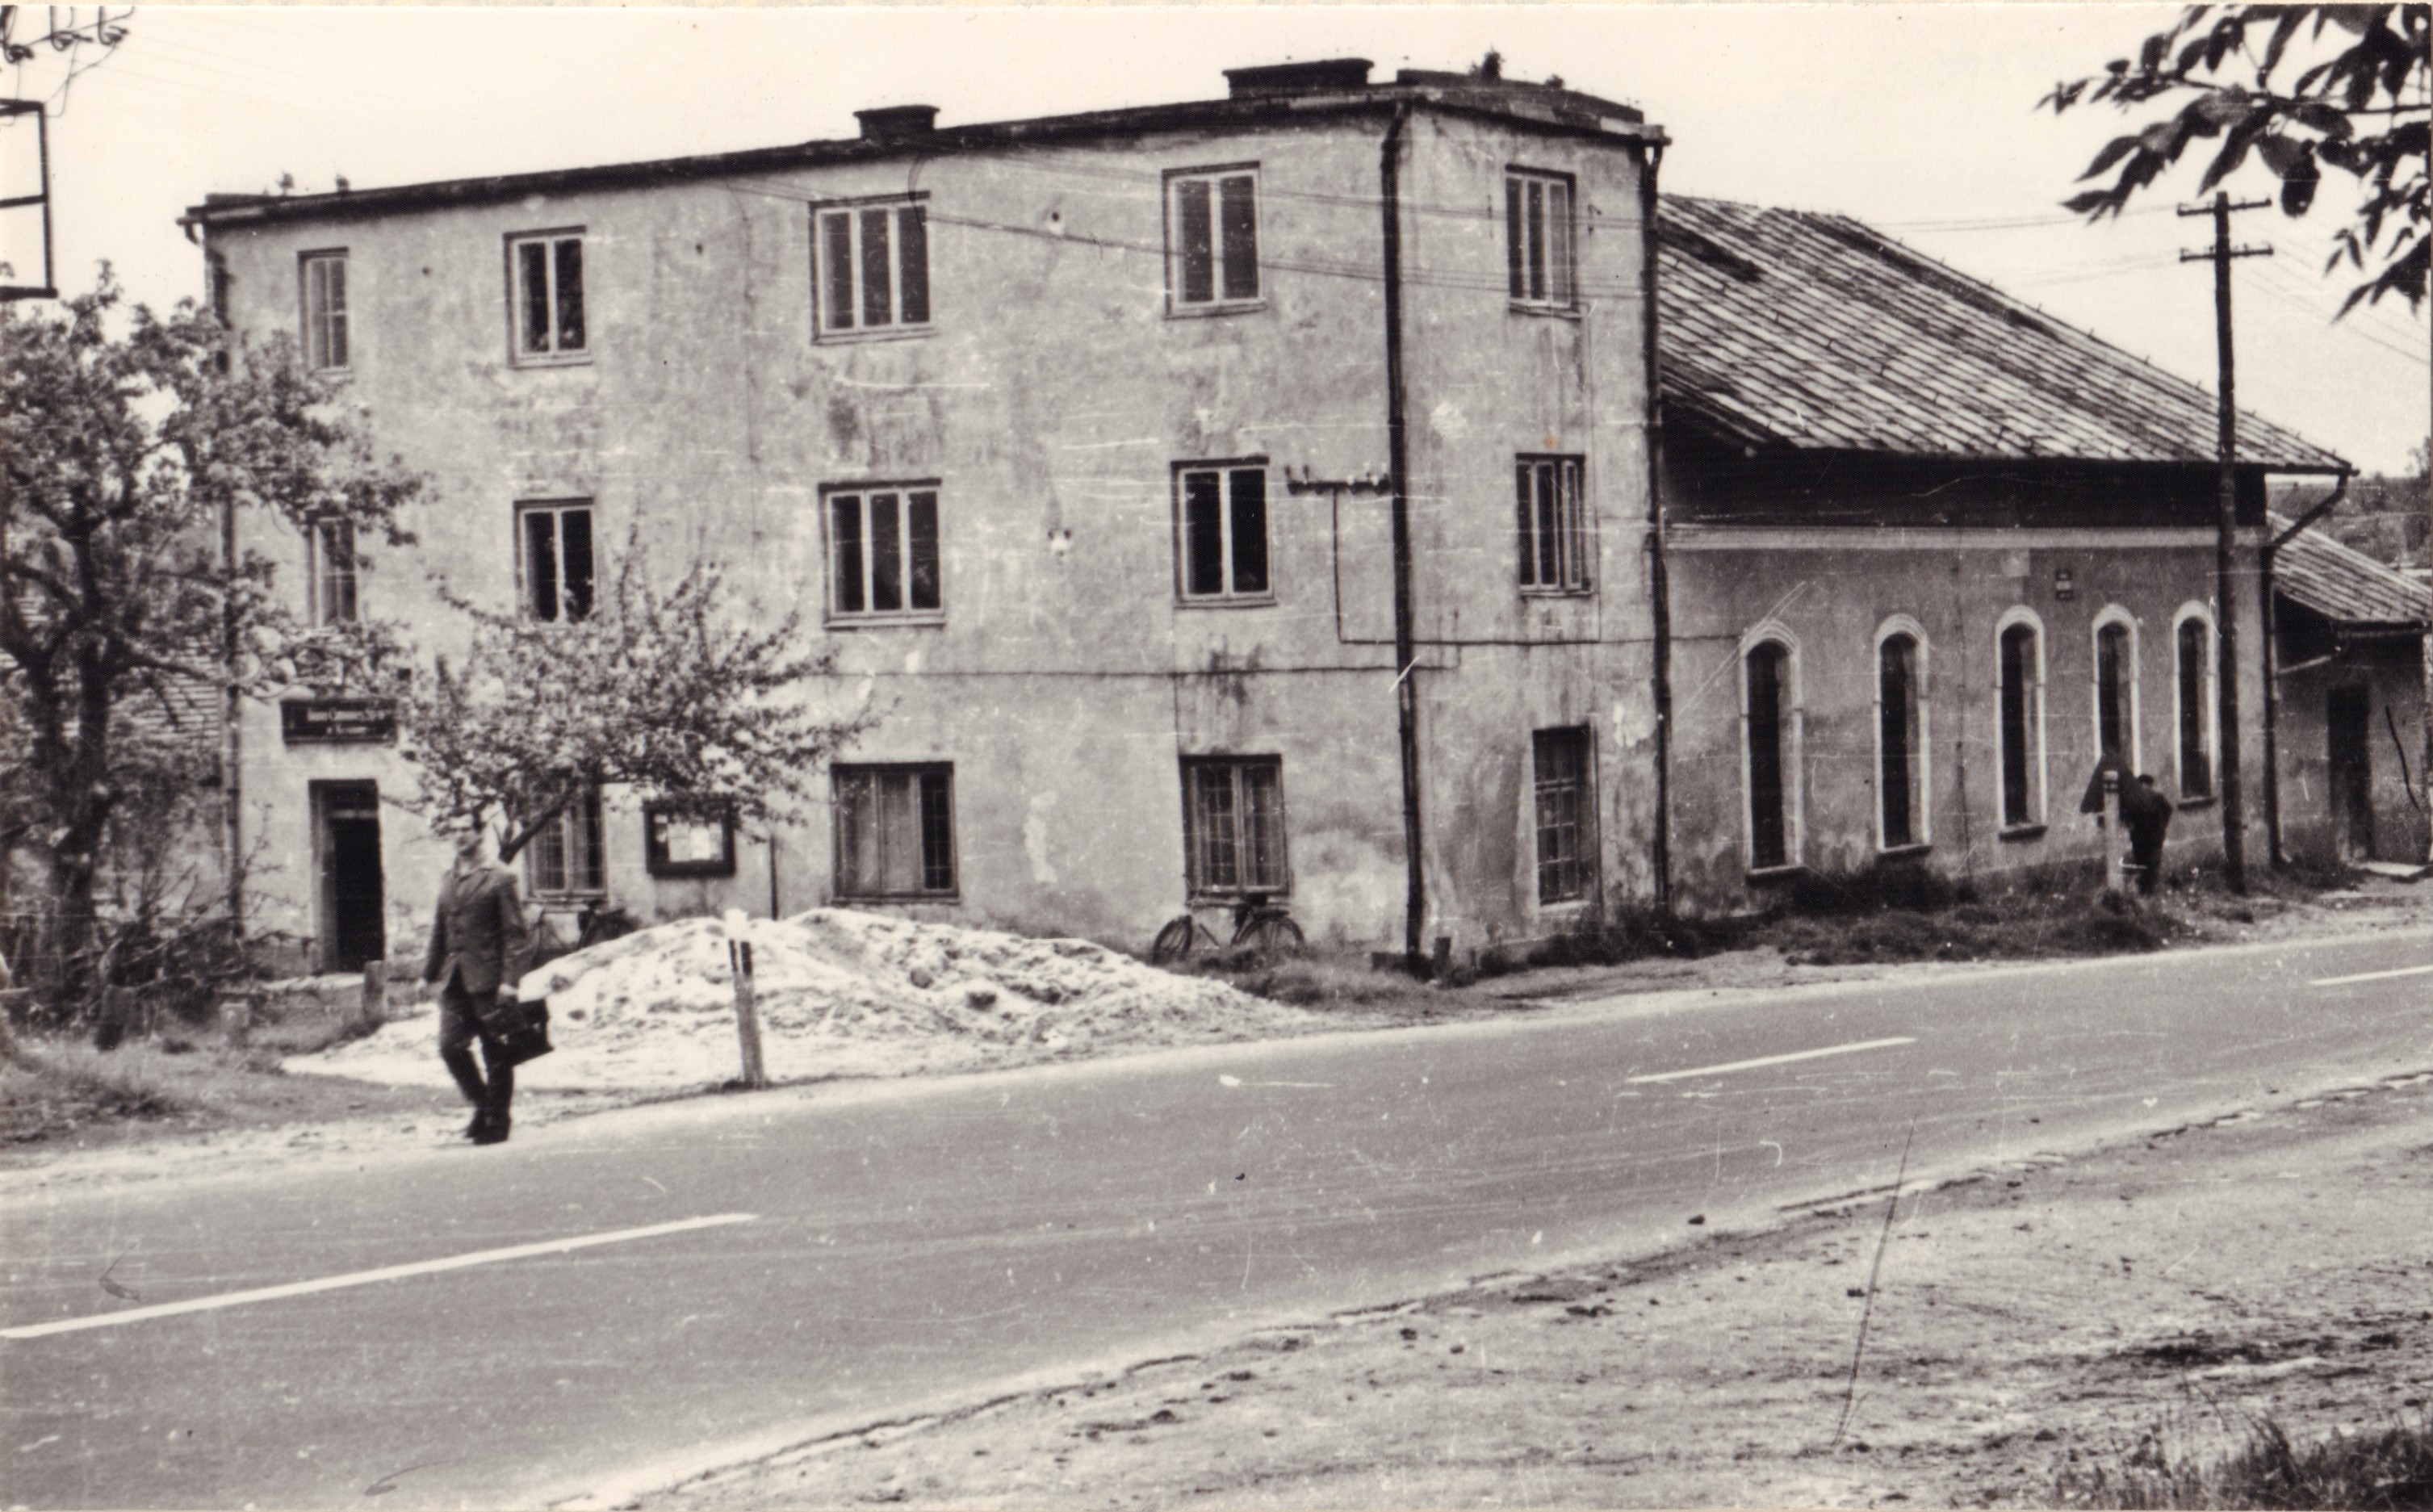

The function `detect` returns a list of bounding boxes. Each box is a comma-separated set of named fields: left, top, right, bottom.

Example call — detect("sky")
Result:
left=4, top=2, right=2427, bottom=474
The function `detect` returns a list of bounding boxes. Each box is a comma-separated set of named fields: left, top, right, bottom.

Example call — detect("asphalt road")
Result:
left=3, top=931, right=2427, bottom=1510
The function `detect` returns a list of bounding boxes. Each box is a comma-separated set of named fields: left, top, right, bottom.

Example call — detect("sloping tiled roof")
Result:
left=1659, top=196, right=2347, bottom=473
left=2269, top=511, right=2431, bottom=630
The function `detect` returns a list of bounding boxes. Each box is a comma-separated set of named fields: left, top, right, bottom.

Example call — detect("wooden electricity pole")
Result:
left=2179, top=192, right=2272, bottom=894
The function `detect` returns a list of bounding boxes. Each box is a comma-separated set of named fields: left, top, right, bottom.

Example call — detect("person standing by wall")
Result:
left=2121, top=774, right=2176, bottom=897
left=422, top=827, right=532, bottom=1144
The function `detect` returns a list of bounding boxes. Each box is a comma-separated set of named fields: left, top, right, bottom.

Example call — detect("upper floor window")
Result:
left=1506, top=170, right=1576, bottom=310
left=1533, top=727, right=1594, bottom=904
left=518, top=501, right=595, bottom=622
left=1997, top=610, right=2047, bottom=831
left=309, top=517, right=358, bottom=626
left=509, top=231, right=587, bottom=362
left=2092, top=608, right=2141, bottom=771
left=299, top=250, right=348, bottom=371
left=1515, top=455, right=1588, bottom=593
left=1741, top=630, right=1803, bottom=871
left=1175, top=463, right=1269, bottom=602
left=2174, top=606, right=2216, bottom=799
left=834, top=764, right=957, bottom=899
left=1166, top=165, right=1260, bottom=312
left=815, top=199, right=930, bottom=337
left=1875, top=622, right=1928, bottom=849
left=828, top=484, right=942, bottom=622
left=1183, top=756, right=1288, bottom=897
left=527, top=789, right=605, bottom=898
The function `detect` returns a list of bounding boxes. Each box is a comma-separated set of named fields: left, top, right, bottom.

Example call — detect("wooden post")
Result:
left=727, top=932, right=766, bottom=1089
left=2103, top=770, right=2125, bottom=894
left=359, top=962, right=387, bottom=1032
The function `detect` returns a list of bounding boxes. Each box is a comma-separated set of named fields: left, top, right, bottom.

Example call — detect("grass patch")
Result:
left=2054, top=1412, right=2433, bottom=1509
left=1, top=1042, right=194, bottom=1144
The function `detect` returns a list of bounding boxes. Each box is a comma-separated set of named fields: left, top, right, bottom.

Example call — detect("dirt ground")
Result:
left=662, top=1068, right=2433, bottom=1511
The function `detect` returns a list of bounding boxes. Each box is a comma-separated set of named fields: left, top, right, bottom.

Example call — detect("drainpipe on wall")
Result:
left=1380, top=100, right=1425, bottom=966
left=1639, top=140, right=1673, bottom=919
left=202, top=229, right=245, bottom=939
left=2259, top=469, right=2349, bottom=867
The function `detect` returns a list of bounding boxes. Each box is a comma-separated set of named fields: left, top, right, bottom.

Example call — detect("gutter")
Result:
left=1380, top=99, right=1426, bottom=968
left=1639, top=139, right=1673, bottom=918
left=2260, top=468, right=2350, bottom=866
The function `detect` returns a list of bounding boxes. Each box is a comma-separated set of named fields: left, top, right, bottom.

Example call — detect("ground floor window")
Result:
left=527, top=790, right=605, bottom=897
left=1877, top=626, right=1925, bottom=848
left=834, top=764, right=956, bottom=898
left=1533, top=727, right=1593, bottom=903
left=1998, top=614, right=2046, bottom=828
left=1744, top=638, right=1795, bottom=869
left=2175, top=610, right=2214, bottom=798
left=1183, top=756, right=1287, bottom=896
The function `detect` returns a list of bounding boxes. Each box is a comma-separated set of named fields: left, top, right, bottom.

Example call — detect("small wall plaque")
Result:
left=279, top=698, right=397, bottom=744
left=2053, top=567, right=2076, bottom=601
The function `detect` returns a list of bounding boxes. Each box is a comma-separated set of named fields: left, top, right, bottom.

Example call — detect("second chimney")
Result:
left=856, top=105, right=939, bottom=141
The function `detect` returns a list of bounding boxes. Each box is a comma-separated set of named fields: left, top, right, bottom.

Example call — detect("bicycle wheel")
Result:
left=1238, top=914, right=1304, bottom=956
left=1150, top=915, right=1198, bottom=965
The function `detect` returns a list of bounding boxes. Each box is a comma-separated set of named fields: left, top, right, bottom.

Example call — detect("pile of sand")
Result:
left=292, top=909, right=1317, bottom=1092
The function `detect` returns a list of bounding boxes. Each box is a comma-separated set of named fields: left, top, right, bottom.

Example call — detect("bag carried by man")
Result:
left=479, top=994, right=555, bottom=1068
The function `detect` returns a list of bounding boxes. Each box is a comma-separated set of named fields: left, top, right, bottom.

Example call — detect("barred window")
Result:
left=1182, top=757, right=1287, bottom=896
left=834, top=764, right=956, bottom=898
left=1533, top=727, right=1593, bottom=904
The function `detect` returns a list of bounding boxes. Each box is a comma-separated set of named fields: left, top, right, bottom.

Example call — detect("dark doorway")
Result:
left=2326, top=688, right=2373, bottom=861
left=313, top=781, right=385, bottom=972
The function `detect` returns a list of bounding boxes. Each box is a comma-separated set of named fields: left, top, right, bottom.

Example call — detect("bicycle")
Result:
left=1149, top=893, right=1305, bottom=965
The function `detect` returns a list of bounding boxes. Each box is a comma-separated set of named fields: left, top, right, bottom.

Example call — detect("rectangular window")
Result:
left=1167, top=166, right=1260, bottom=310
left=1182, top=756, right=1288, bottom=897
left=2176, top=618, right=2213, bottom=798
left=814, top=199, right=931, bottom=336
left=508, top=231, right=587, bottom=361
left=1533, top=727, right=1593, bottom=904
left=1745, top=641, right=1791, bottom=869
left=833, top=764, right=956, bottom=898
left=827, top=484, right=942, bottom=620
left=527, top=790, right=605, bottom=898
left=1505, top=170, right=1576, bottom=308
left=300, top=251, right=348, bottom=370
left=1514, top=455, right=1588, bottom=593
left=1878, top=633, right=1923, bottom=848
left=1175, top=463, right=1269, bottom=601
left=517, top=502, right=596, bottom=623
left=2000, top=622, right=2041, bottom=827
left=311, top=517, right=358, bottom=626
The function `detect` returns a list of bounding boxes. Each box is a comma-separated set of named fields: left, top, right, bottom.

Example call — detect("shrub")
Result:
left=2054, top=1411, right=2433, bottom=1509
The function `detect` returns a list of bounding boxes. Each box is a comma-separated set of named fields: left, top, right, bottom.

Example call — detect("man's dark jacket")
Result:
left=423, top=863, right=533, bottom=998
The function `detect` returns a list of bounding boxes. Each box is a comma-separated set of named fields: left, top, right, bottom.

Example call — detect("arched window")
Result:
left=2092, top=606, right=2142, bottom=773
left=1874, top=618, right=1931, bottom=848
left=2172, top=604, right=2216, bottom=799
left=1740, top=627, right=1802, bottom=870
left=1996, top=609, right=2046, bottom=830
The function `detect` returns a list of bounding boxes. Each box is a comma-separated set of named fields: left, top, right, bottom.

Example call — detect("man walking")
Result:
left=2121, top=774, right=2176, bottom=897
left=423, top=827, right=532, bottom=1145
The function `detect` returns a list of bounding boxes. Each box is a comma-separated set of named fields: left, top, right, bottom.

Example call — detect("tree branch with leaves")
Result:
left=396, top=539, right=873, bottom=868
left=2045, top=3, right=2430, bottom=314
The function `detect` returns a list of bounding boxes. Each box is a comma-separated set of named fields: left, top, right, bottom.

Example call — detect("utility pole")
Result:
left=2179, top=191, right=2272, bottom=895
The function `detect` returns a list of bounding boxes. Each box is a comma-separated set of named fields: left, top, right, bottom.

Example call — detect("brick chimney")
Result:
left=1222, top=60, right=1372, bottom=97
left=855, top=105, right=939, bottom=141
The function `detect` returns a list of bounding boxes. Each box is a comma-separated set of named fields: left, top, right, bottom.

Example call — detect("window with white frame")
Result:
left=827, top=484, right=942, bottom=621
left=1182, top=756, right=1288, bottom=897
left=2092, top=607, right=2142, bottom=772
left=1533, top=727, right=1594, bottom=904
left=309, top=517, right=358, bottom=626
left=1514, top=455, right=1589, bottom=593
left=1166, top=165, right=1260, bottom=311
left=518, top=501, right=596, bottom=623
left=814, top=199, right=930, bottom=337
left=833, top=764, right=957, bottom=898
left=1875, top=620, right=1929, bottom=849
left=2173, top=605, right=2216, bottom=799
left=299, top=250, right=349, bottom=371
left=1741, top=630, right=1802, bottom=870
left=1505, top=169, right=1577, bottom=309
left=526, top=790, right=605, bottom=898
left=508, top=230, right=587, bottom=362
left=1996, top=609, right=2047, bottom=830
left=1175, top=463, right=1269, bottom=601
